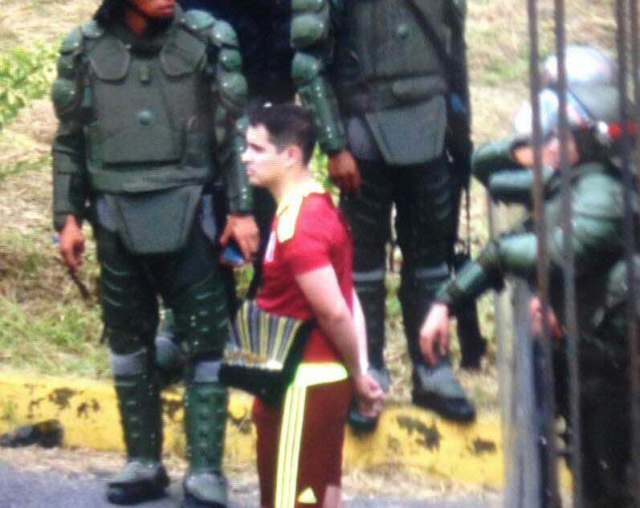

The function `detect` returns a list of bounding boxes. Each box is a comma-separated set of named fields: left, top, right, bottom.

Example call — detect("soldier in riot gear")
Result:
left=421, top=46, right=637, bottom=508
left=51, top=0, right=258, bottom=506
left=289, top=0, right=477, bottom=428
left=150, top=0, right=295, bottom=388
left=178, top=0, right=295, bottom=298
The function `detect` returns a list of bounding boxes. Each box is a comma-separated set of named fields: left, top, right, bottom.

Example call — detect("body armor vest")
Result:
left=334, top=0, right=448, bottom=102
left=84, top=23, right=215, bottom=194
left=333, top=0, right=450, bottom=165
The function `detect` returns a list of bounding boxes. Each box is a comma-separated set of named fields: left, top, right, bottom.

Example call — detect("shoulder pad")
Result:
left=291, top=10, right=330, bottom=48
left=218, top=48, right=242, bottom=73
left=218, top=72, right=248, bottom=112
left=573, top=163, right=625, bottom=219
left=182, top=9, right=215, bottom=32
left=51, top=77, right=80, bottom=121
left=292, top=0, right=325, bottom=13
left=59, top=27, right=83, bottom=55
left=81, top=20, right=104, bottom=39
left=211, top=20, right=239, bottom=48
left=291, top=52, right=322, bottom=82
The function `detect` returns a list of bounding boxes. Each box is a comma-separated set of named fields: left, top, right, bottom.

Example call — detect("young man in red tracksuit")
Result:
left=242, top=103, right=385, bottom=508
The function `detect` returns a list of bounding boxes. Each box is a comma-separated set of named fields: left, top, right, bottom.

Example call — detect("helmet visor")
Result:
left=513, top=88, right=592, bottom=141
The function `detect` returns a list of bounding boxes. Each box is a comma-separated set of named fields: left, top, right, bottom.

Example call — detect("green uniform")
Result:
left=51, top=6, right=250, bottom=506
left=289, top=0, right=475, bottom=423
left=438, top=139, right=635, bottom=507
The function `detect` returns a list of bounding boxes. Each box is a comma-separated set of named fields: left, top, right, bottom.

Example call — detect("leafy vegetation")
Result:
left=0, top=45, right=57, bottom=131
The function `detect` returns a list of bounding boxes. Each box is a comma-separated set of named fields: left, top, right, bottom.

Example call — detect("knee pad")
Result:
left=173, top=274, right=229, bottom=358
left=104, top=327, right=153, bottom=355
left=400, top=262, right=450, bottom=300
left=110, top=347, right=149, bottom=377
left=188, top=357, right=223, bottom=384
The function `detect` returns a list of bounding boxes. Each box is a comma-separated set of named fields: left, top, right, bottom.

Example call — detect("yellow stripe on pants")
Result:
left=274, top=363, right=348, bottom=508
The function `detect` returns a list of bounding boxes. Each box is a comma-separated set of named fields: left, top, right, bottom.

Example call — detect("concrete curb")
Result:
left=0, top=373, right=505, bottom=489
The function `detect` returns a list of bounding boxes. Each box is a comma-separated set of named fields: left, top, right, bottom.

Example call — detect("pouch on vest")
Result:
left=364, top=95, right=446, bottom=165
left=105, top=185, right=202, bottom=254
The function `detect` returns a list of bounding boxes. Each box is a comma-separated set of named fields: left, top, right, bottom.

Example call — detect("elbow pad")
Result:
left=51, top=27, right=84, bottom=122
left=291, top=0, right=330, bottom=49
left=291, top=52, right=346, bottom=154
left=211, top=20, right=248, bottom=115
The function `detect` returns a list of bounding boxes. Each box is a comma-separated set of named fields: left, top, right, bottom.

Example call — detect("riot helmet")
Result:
left=513, top=45, right=637, bottom=162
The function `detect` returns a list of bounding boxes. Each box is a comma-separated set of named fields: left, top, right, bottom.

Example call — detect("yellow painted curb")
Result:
left=0, top=374, right=505, bottom=488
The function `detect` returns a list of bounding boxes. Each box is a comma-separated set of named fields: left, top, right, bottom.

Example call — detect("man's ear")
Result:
left=285, top=144, right=303, bottom=166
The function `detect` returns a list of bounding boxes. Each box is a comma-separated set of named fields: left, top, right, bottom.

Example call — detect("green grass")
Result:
left=0, top=299, right=107, bottom=378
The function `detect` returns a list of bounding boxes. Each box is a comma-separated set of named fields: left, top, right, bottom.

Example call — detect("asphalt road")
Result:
left=0, top=449, right=501, bottom=508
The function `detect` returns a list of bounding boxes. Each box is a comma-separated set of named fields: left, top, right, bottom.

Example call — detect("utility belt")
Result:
left=337, top=75, right=447, bottom=115
left=88, top=163, right=212, bottom=194
left=220, top=300, right=314, bottom=405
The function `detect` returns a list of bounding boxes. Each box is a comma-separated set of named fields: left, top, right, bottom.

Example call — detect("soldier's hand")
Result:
left=529, top=297, right=563, bottom=339
left=419, top=303, right=451, bottom=366
left=328, top=149, right=362, bottom=194
left=220, top=214, right=259, bottom=262
left=59, top=215, right=85, bottom=273
left=353, top=373, right=385, bottom=418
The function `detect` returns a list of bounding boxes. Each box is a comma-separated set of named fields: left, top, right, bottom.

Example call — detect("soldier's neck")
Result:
left=273, top=169, right=314, bottom=204
left=124, top=9, right=150, bottom=36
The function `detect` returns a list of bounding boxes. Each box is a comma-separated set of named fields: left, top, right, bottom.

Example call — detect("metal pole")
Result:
left=552, top=1, right=583, bottom=506
left=625, top=0, right=640, bottom=508
left=621, top=1, right=640, bottom=504
left=527, top=0, right=560, bottom=506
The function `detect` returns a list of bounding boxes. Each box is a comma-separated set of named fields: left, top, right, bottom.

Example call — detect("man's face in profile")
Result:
left=243, top=124, right=288, bottom=189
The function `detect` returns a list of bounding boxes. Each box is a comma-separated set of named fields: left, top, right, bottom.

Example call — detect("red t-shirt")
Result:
left=256, top=192, right=354, bottom=363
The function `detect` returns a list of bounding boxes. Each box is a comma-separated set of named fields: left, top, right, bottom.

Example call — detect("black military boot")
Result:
left=452, top=253, right=487, bottom=370
left=411, top=360, right=476, bottom=422
left=400, top=278, right=476, bottom=423
left=183, top=381, right=228, bottom=508
left=348, top=280, right=390, bottom=432
left=107, top=372, right=168, bottom=505
left=155, top=309, right=185, bottom=388
left=456, top=303, right=487, bottom=370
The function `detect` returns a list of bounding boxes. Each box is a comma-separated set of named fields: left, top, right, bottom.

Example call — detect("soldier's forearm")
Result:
left=437, top=233, right=538, bottom=313
left=488, top=166, right=554, bottom=205
left=472, top=138, right=521, bottom=188
left=52, top=135, right=88, bottom=231
left=290, top=0, right=346, bottom=154
left=292, top=53, right=346, bottom=154
left=225, top=116, right=253, bottom=215
left=52, top=170, right=87, bottom=231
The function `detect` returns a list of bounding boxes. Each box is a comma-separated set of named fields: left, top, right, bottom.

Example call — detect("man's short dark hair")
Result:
left=248, top=103, right=317, bottom=165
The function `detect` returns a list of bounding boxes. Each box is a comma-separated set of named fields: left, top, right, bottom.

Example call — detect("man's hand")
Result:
left=59, top=215, right=85, bottom=273
left=419, top=303, right=451, bottom=366
left=529, top=296, right=563, bottom=339
left=513, top=135, right=580, bottom=170
left=219, top=214, right=259, bottom=262
left=328, top=149, right=361, bottom=194
left=353, top=373, right=385, bottom=418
